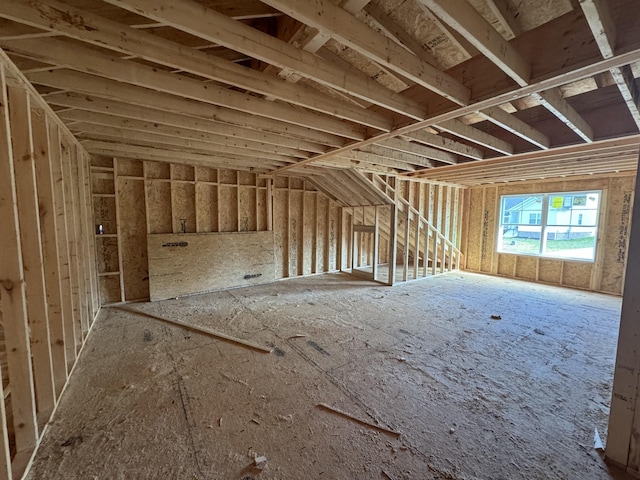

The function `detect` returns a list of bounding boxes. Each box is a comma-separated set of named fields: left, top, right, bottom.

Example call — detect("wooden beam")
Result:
left=417, top=4, right=481, bottom=59
left=478, top=106, right=550, bottom=149
left=578, top=0, right=640, bottom=130
left=70, top=120, right=309, bottom=159
left=82, top=140, right=285, bottom=171
left=435, top=119, right=514, bottom=155
left=101, top=0, right=428, bottom=120
left=261, top=0, right=470, bottom=105
left=49, top=93, right=329, bottom=154
left=0, top=0, right=393, bottom=130
left=532, top=88, right=594, bottom=142
left=418, top=0, right=531, bottom=86
left=579, top=0, right=616, bottom=59
left=610, top=65, right=640, bottom=131
left=404, top=129, right=484, bottom=159
left=269, top=29, right=640, bottom=174
left=378, top=138, right=458, bottom=164
left=26, top=69, right=349, bottom=147
left=0, top=65, right=38, bottom=457
left=0, top=37, right=377, bottom=138
left=7, top=86, right=56, bottom=425
left=359, top=145, right=434, bottom=168
left=337, top=150, right=417, bottom=171
left=485, top=0, right=521, bottom=39
left=74, top=125, right=298, bottom=164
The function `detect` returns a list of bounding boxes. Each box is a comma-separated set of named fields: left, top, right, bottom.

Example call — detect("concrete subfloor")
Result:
left=27, top=272, right=633, bottom=480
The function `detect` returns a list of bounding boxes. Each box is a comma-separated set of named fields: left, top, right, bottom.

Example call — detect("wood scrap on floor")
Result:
left=316, top=403, right=401, bottom=438
left=113, top=306, right=273, bottom=353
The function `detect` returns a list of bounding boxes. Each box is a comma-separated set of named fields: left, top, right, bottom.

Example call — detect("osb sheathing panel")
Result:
left=599, top=176, right=634, bottom=294
left=95, top=237, right=119, bottom=273
left=562, top=262, right=593, bottom=290
left=218, top=185, right=238, bottom=232
left=466, top=189, right=484, bottom=271
left=172, top=183, right=196, bottom=234
left=289, top=190, right=304, bottom=277
left=538, top=258, right=563, bottom=285
left=514, top=256, right=537, bottom=280
left=273, top=189, right=288, bottom=278
left=239, top=187, right=257, bottom=232
left=195, top=184, right=218, bottom=233
left=464, top=175, right=634, bottom=294
left=118, top=178, right=149, bottom=301
left=147, top=232, right=276, bottom=301
left=93, top=197, right=117, bottom=235
left=99, top=275, right=120, bottom=304
left=147, top=181, right=172, bottom=234
left=496, top=254, right=516, bottom=277
left=94, top=160, right=341, bottom=302
left=480, top=188, right=498, bottom=273
left=303, top=192, right=316, bottom=276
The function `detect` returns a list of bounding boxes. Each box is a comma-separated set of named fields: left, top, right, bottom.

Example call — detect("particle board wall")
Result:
left=463, top=174, right=635, bottom=295
left=147, top=232, right=276, bottom=301
left=92, top=160, right=341, bottom=303
left=0, top=53, right=99, bottom=480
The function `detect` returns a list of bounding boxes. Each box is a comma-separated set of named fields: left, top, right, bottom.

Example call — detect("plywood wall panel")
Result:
left=466, top=189, right=484, bottom=271
left=195, top=184, right=218, bottom=233
left=118, top=179, right=149, bottom=301
left=273, top=189, right=288, bottom=278
left=561, top=262, right=593, bottom=290
left=599, top=176, right=634, bottom=294
left=538, top=258, right=563, bottom=284
left=147, top=232, right=276, bottom=301
left=147, top=181, right=172, bottom=234
left=239, top=187, right=257, bottom=232
left=514, top=256, right=537, bottom=280
left=289, top=190, right=303, bottom=276
left=172, top=183, right=196, bottom=234
left=218, top=185, right=238, bottom=232
left=497, top=254, right=516, bottom=277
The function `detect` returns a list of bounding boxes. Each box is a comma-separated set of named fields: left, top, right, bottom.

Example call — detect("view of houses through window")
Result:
left=497, top=191, right=601, bottom=261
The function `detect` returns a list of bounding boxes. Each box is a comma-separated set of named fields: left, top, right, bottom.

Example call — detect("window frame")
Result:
left=496, top=190, right=601, bottom=262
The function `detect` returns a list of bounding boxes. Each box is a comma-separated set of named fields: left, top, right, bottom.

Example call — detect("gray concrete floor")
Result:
left=27, top=272, right=632, bottom=479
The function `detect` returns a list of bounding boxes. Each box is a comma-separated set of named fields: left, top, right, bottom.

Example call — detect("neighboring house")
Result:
left=502, top=193, right=599, bottom=240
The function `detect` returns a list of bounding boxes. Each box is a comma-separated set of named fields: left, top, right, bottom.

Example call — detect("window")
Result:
left=497, top=190, right=600, bottom=261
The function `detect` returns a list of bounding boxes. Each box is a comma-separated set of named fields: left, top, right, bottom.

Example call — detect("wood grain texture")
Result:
left=148, top=231, right=276, bottom=301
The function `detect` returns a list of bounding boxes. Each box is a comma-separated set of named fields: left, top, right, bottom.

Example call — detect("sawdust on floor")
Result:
left=27, top=272, right=633, bottom=480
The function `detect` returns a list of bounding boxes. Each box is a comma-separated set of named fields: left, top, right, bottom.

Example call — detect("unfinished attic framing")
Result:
left=0, top=0, right=640, bottom=477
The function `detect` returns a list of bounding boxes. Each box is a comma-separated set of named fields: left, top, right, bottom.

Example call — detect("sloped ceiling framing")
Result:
left=0, top=0, right=638, bottom=186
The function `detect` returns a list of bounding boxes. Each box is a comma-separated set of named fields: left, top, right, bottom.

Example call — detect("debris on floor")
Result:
left=490, top=314, right=502, bottom=320
left=594, top=428, right=604, bottom=451
left=317, top=403, right=401, bottom=438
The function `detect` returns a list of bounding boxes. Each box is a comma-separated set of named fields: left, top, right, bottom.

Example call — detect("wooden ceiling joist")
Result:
left=0, top=0, right=639, bottom=184
left=532, top=88, right=594, bottom=142
left=101, top=0, right=428, bottom=120
left=418, top=0, right=531, bottom=86
left=261, top=0, right=470, bottom=105
left=435, top=119, right=514, bottom=155
left=26, top=69, right=349, bottom=148
left=0, top=0, right=397, bottom=131
left=49, top=93, right=330, bottom=154
left=478, top=106, right=551, bottom=149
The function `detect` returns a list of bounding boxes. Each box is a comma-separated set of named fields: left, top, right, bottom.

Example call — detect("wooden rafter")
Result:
left=261, top=0, right=471, bottom=105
